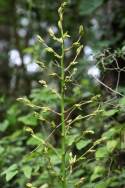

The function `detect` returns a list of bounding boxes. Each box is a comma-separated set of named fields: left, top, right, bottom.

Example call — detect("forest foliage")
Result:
left=0, top=0, right=125, bottom=188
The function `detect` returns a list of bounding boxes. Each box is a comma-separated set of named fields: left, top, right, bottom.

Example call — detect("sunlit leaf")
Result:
left=18, top=113, right=37, bottom=126
left=95, top=147, right=108, bottom=159
left=106, top=140, right=119, bottom=153
left=0, top=120, right=9, bottom=132
left=103, top=109, right=118, bottom=117
left=76, top=139, right=91, bottom=150
left=22, top=165, right=32, bottom=179
left=6, top=170, right=18, bottom=182
left=91, top=166, right=105, bottom=181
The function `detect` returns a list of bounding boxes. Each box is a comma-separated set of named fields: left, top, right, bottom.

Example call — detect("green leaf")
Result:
left=106, top=140, right=118, bottom=153
left=95, top=181, right=108, bottom=188
left=76, top=139, right=91, bottom=150
left=50, top=154, right=61, bottom=165
left=7, top=104, right=20, bottom=125
left=91, top=166, right=105, bottom=181
left=27, top=136, right=41, bottom=146
left=27, top=133, right=44, bottom=146
left=30, top=88, right=59, bottom=105
left=22, top=165, right=32, bottom=179
left=102, top=127, right=118, bottom=139
left=18, top=113, right=37, bottom=126
left=103, top=109, right=118, bottom=117
left=2, top=164, right=18, bottom=175
left=95, top=147, right=108, bottom=159
left=0, top=120, right=9, bottom=132
left=66, top=135, right=78, bottom=146
left=6, top=170, right=18, bottom=182
left=79, top=0, right=104, bottom=15
left=2, top=164, right=18, bottom=182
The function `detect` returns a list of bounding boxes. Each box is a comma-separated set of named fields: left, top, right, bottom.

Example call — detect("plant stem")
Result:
left=60, top=23, right=66, bottom=188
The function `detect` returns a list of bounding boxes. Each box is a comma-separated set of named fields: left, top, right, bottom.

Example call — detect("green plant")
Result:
left=16, top=2, right=104, bottom=187
left=1, top=0, right=125, bottom=188
left=2, top=2, right=125, bottom=188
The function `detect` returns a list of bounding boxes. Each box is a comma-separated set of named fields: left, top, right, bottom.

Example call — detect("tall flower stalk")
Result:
left=58, top=3, right=66, bottom=187
left=17, top=2, right=102, bottom=188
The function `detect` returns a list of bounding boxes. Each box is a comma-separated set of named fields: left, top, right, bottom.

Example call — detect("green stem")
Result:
left=60, top=23, right=66, bottom=188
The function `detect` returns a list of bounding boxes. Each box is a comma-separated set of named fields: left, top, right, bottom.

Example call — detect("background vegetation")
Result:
left=1, top=0, right=125, bottom=187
